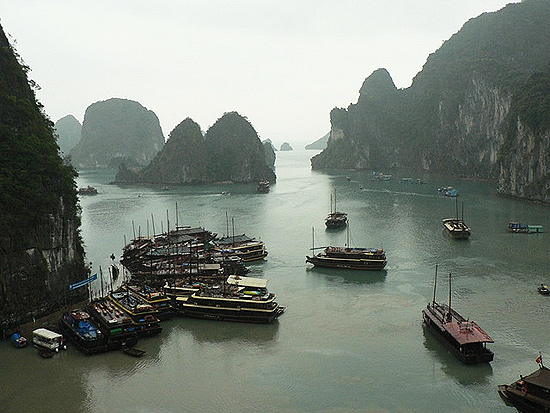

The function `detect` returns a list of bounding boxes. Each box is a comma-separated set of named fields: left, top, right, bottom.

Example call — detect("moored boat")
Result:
left=508, top=222, right=543, bottom=234
left=422, top=266, right=493, bottom=364
left=109, top=290, right=162, bottom=337
left=11, top=332, right=28, bottom=348
left=78, top=185, right=98, bottom=195
left=86, top=298, right=139, bottom=349
left=498, top=358, right=550, bottom=412
left=538, top=284, right=550, bottom=295
left=122, top=284, right=175, bottom=320
left=32, top=328, right=66, bottom=353
left=213, top=234, right=268, bottom=262
left=59, top=308, right=108, bottom=354
left=175, top=275, right=285, bottom=323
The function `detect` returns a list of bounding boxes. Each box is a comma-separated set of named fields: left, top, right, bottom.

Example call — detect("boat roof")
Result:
left=216, top=234, right=255, bottom=245
left=33, top=328, right=62, bottom=339
left=443, top=319, right=493, bottom=345
left=227, top=275, right=267, bottom=288
left=523, top=367, right=550, bottom=388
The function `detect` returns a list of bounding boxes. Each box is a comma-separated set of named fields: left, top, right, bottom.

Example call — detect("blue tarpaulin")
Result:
left=69, top=273, right=97, bottom=290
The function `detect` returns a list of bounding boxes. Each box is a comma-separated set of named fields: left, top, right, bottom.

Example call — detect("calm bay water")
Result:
left=2, top=149, right=549, bottom=412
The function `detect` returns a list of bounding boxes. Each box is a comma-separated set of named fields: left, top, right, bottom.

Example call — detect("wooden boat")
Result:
left=122, top=345, right=146, bottom=357
left=175, top=275, right=285, bottom=323
left=508, top=222, right=543, bottom=234
left=122, top=284, right=175, bottom=320
left=78, top=185, right=98, bottom=195
left=86, top=298, right=139, bottom=349
left=443, top=199, right=470, bottom=239
left=59, top=308, right=108, bottom=354
left=325, top=191, right=348, bottom=229
left=498, top=362, right=550, bottom=412
left=257, top=180, right=270, bottom=193
left=109, top=290, right=162, bottom=337
left=422, top=266, right=493, bottom=364
left=306, top=226, right=387, bottom=271
left=538, top=284, right=550, bottom=295
left=213, top=234, right=268, bottom=262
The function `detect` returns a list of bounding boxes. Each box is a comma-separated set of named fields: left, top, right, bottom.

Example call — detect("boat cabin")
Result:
left=32, top=328, right=64, bottom=351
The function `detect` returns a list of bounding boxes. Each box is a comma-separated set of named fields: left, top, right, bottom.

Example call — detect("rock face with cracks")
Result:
left=0, top=23, right=88, bottom=331
left=311, top=0, right=550, bottom=203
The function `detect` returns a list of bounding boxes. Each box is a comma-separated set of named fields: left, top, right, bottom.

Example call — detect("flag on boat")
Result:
left=68, top=273, right=98, bottom=290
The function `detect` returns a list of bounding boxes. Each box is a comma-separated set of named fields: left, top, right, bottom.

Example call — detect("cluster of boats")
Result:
left=15, top=224, right=285, bottom=357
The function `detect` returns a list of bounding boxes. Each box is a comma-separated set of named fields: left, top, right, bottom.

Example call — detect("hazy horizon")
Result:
left=2, top=1, right=513, bottom=147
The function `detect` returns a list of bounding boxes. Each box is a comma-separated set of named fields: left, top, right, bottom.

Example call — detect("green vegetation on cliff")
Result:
left=119, top=112, right=276, bottom=184
left=312, top=0, right=550, bottom=183
left=0, top=25, right=87, bottom=328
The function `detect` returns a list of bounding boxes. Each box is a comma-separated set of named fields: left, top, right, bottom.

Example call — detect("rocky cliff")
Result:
left=305, top=133, right=328, bottom=150
left=69, top=98, right=165, bottom=169
left=311, top=0, right=550, bottom=202
left=54, top=114, right=81, bottom=155
left=0, top=24, right=88, bottom=331
left=139, top=118, right=207, bottom=184
left=117, top=112, right=276, bottom=184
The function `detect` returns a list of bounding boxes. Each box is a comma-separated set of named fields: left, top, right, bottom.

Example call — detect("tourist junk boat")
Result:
left=59, top=308, right=108, bottom=354
left=86, top=298, right=139, bottom=349
left=109, top=290, right=162, bottom=337
left=498, top=356, right=550, bottom=412
left=213, top=234, right=268, bottom=262
left=306, top=226, right=387, bottom=271
left=325, top=190, right=348, bottom=229
left=507, top=222, right=544, bottom=234
left=443, top=199, right=471, bottom=239
left=174, top=275, right=285, bottom=323
left=121, top=284, right=175, bottom=320
left=422, top=266, right=493, bottom=364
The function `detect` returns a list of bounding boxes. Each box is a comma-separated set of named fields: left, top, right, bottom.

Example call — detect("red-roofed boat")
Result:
left=422, top=265, right=494, bottom=364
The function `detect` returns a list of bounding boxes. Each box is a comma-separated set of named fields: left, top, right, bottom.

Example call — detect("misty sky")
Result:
left=2, top=1, right=513, bottom=147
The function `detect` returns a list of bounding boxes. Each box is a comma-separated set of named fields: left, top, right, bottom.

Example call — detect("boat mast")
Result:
left=448, top=272, right=452, bottom=311
left=432, top=264, right=438, bottom=305
left=346, top=221, right=350, bottom=247
left=455, top=197, right=459, bottom=220
left=312, top=227, right=315, bottom=251
left=461, top=201, right=464, bottom=222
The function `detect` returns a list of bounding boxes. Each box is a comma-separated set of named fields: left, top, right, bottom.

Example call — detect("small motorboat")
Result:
left=538, top=284, right=550, bottom=295
left=122, top=345, right=146, bottom=357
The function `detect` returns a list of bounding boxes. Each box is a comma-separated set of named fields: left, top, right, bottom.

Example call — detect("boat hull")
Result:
left=59, top=319, right=108, bottom=355
left=306, top=255, right=386, bottom=271
left=498, top=384, right=550, bottom=413
left=422, top=309, right=493, bottom=364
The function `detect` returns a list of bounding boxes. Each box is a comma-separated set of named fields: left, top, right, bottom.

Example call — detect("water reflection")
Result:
left=168, top=317, right=280, bottom=345
left=306, top=266, right=387, bottom=285
left=422, top=326, right=493, bottom=385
